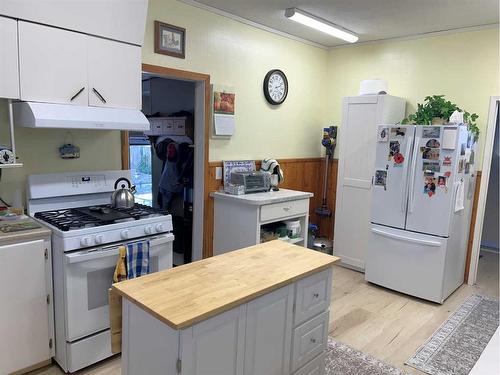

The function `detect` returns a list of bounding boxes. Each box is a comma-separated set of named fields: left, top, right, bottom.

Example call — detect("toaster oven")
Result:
left=230, top=171, right=271, bottom=194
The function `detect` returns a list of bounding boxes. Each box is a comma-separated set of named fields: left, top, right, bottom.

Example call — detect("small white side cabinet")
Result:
left=17, top=21, right=141, bottom=109
left=211, top=189, right=313, bottom=255
left=0, top=233, right=54, bottom=374
left=0, top=16, right=20, bottom=99
left=334, top=95, right=405, bottom=270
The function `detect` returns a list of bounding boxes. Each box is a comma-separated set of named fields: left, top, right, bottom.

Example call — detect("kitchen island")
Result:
left=112, top=240, right=339, bottom=375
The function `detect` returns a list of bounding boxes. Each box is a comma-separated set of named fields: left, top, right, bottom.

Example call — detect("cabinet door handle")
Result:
left=92, top=88, right=107, bottom=104
left=283, top=206, right=291, bottom=211
left=310, top=338, right=316, bottom=344
left=313, top=293, right=319, bottom=298
left=70, top=87, right=85, bottom=101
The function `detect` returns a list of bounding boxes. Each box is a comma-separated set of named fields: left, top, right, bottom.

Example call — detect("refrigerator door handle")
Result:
left=401, top=136, right=412, bottom=212
left=408, top=136, right=420, bottom=213
left=372, top=228, right=441, bottom=247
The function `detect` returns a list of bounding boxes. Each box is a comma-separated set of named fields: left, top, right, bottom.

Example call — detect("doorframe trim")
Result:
left=467, top=96, right=499, bottom=284
left=121, top=64, right=211, bottom=259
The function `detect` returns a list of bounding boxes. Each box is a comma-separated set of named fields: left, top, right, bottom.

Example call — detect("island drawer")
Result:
left=293, top=352, right=326, bottom=375
left=291, top=311, right=329, bottom=372
left=294, top=268, right=332, bottom=326
left=260, top=199, right=309, bottom=222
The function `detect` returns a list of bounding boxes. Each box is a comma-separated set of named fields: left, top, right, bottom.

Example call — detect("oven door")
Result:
left=63, top=233, right=173, bottom=342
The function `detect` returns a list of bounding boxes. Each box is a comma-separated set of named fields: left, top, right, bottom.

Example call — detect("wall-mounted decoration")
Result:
left=263, top=69, right=288, bottom=105
left=212, top=85, right=235, bottom=137
left=154, top=21, right=186, bottom=59
left=59, top=132, right=80, bottom=159
left=59, top=144, right=80, bottom=159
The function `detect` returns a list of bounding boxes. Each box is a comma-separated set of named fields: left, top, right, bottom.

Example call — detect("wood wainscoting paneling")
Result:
left=205, top=158, right=338, bottom=257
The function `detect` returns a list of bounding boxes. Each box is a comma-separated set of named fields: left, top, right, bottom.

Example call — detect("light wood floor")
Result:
left=33, top=251, right=499, bottom=375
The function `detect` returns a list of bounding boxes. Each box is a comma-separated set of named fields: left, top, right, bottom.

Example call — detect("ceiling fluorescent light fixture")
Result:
left=285, top=8, right=358, bottom=43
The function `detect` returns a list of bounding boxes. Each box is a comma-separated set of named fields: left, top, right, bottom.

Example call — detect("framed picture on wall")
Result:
left=154, top=21, right=186, bottom=59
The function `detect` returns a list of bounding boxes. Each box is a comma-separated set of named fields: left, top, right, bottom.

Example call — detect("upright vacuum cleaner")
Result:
left=315, top=126, right=337, bottom=217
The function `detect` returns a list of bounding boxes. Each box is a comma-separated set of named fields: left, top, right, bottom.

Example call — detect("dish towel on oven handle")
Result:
left=126, top=240, right=150, bottom=279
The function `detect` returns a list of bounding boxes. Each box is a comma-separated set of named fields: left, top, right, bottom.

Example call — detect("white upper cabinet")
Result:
left=17, top=21, right=141, bottom=109
left=87, top=36, right=141, bottom=110
left=0, top=16, right=20, bottom=99
left=0, top=0, right=148, bottom=46
left=18, top=21, right=88, bottom=105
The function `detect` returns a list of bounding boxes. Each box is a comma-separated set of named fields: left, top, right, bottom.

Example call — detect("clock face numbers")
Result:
left=263, top=70, right=288, bottom=105
left=268, top=74, right=285, bottom=102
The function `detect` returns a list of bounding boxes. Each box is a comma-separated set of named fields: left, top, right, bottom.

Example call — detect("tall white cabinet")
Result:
left=334, top=95, right=405, bottom=270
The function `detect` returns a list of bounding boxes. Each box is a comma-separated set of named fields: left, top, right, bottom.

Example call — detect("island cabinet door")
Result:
left=181, top=305, right=246, bottom=375
left=243, top=284, right=294, bottom=375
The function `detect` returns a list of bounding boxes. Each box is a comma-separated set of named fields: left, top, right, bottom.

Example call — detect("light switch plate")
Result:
left=215, top=167, right=223, bottom=180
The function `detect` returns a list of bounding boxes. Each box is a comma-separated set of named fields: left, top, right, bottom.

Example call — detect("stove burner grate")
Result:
left=34, top=204, right=168, bottom=231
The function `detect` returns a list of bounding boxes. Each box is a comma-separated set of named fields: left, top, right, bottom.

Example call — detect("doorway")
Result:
left=475, top=102, right=499, bottom=293
left=122, top=65, right=210, bottom=264
left=468, top=96, right=500, bottom=286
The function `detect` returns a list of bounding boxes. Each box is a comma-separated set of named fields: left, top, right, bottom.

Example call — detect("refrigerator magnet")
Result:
left=458, top=159, right=465, bottom=173
left=442, top=156, right=452, bottom=166
left=422, top=127, right=441, bottom=138
left=444, top=171, right=452, bottom=178
left=442, top=128, right=458, bottom=149
left=469, top=150, right=475, bottom=164
left=374, top=170, right=387, bottom=187
left=438, top=176, right=447, bottom=188
left=422, top=147, right=440, bottom=160
left=389, top=127, right=406, bottom=139
left=393, top=153, right=405, bottom=165
left=424, top=176, right=437, bottom=197
left=425, top=139, right=440, bottom=148
left=460, top=143, right=466, bottom=155
left=465, top=163, right=470, bottom=174
left=378, top=126, right=389, bottom=142
left=389, top=141, right=400, bottom=156
left=422, top=161, right=440, bottom=172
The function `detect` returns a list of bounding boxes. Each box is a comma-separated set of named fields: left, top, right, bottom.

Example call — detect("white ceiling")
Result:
left=188, top=0, right=499, bottom=47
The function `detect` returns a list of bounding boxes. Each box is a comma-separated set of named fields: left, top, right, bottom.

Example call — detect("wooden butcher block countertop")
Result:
left=112, top=240, right=339, bottom=330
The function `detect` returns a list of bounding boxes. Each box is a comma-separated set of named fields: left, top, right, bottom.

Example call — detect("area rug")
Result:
left=406, top=294, right=499, bottom=375
left=326, top=338, right=410, bottom=375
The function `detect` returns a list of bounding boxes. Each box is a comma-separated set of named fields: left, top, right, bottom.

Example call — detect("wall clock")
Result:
left=263, top=69, right=288, bottom=105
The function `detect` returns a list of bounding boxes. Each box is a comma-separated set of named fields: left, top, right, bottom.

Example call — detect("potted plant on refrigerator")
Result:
left=401, top=95, right=480, bottom=141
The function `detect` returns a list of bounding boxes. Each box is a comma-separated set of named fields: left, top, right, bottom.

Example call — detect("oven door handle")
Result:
left=149, top=233, right=175, bottom=247
left=65, top=246, right=121, bottom=264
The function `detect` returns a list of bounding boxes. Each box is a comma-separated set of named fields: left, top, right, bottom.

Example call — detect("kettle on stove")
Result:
left=111, top=177, right=136, bottom=209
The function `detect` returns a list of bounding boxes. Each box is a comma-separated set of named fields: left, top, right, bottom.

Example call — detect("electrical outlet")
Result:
left=215, top=167, right=223, bottom=180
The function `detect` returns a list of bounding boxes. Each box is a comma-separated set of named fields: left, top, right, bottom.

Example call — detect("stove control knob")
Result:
left=155, top=223, right=164, bottom=232
left=80, top=237, right=91, bottom=247
left=95, top=235, right=104, bottom=244
left=121, top=230, right=129, bottom=239
left=144, top=226, right=153, bottom=235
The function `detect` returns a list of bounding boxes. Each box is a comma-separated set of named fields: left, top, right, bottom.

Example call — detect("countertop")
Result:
left=210, top=188, right=313, bottom=205
left=0, top=216, right=51, bottom=246
left=112, top=240, right=339, bottom=330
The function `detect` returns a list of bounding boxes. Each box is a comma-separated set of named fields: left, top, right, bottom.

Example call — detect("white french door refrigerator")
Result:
left=365, top=124, right=476, bottom=303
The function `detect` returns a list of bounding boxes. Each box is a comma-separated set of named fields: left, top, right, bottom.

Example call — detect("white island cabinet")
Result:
left=211, top=189, right=313, bottom=255
left=113, top=241, right=339, bottom=375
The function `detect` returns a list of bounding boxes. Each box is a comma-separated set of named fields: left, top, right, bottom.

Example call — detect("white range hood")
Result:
left=13, top=101, right=150, bottom=131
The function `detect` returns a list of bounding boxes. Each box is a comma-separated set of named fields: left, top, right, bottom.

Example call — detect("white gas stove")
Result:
left=27, top=170, right=174, bottom=373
